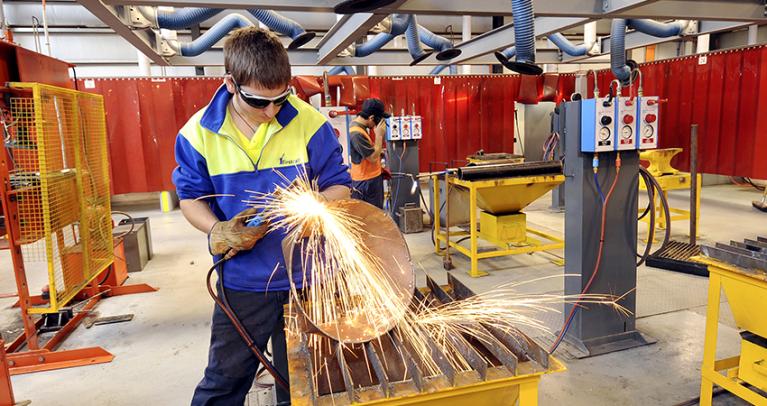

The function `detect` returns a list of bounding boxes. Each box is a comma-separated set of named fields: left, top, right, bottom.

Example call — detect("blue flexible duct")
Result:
left=355, top=14, right=410, bottom=57
left=430, top=65, right=448, bottom=75
left=154, top=7, right=314, bottom=49
left=510, top=0, right=540, bottom=74
left=497, top=46, right=516, bottom=60
left=417, top=25, right=461, bottom=60
left=180, top=14, right=252, bottom=57
left=430, top=64, right=457, bottom=75
left=248, top=10, right=306, bottom=41
left=404, top=15, right=432, bottom=65
left=628, top=19, right=687, bottom=38
left=547, top=33, right=589, bottom=57
left=328, top=66, right=356, bottom=75
left=610, top=19, right=632, bottom=84
left=156, top=8, right=222, bottom=30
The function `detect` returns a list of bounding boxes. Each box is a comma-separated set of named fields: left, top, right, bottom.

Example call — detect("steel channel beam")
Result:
left=424, top=17, right=590, bottom=65
left=317, top=12, right=390, bottom=65
left=76, top=0, right=169, bottom=66
left=170, top=47, right=600, bottom=66
left=614, top=1, right=767, bottom=22
left=563, top=20, right=755, bottom=63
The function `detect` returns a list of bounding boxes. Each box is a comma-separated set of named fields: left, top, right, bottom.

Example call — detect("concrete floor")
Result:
left=1, top=184, right=765, bottom=405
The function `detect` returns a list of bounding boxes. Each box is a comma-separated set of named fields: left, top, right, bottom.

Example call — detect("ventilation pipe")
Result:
left=328, top=66, right=356, bottom=75
left=610, top=19, right=636, bottom=86
left=418, top=25, right=461, bottom=60
left=172, top=13, right=252, bottom=57
left=628, top=19, right=689, bottom=38
left=353, top=14, right=432, bottom=65
left=500, top=0, right=541, bottom=75
left=405, top=15, right=433, bottom=65
left=140, top=7, right=315, bottom=49
left=248, top=9, right=315, bottom=49
left=152, top=7, right=222, bottom=30
left=430, top=64, right=458, bottom=75
left=353, top=14, right=410, bottom=57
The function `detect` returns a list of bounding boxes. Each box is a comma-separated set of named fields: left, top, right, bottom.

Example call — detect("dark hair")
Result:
left=224, top=27, right=291, bottom=89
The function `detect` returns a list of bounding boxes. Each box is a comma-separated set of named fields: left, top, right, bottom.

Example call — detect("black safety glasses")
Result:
left=234, top=81, right=292, bottom=109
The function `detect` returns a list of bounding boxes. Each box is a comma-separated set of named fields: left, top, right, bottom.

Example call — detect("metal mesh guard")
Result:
left=8, top=82, right=113, bottom=314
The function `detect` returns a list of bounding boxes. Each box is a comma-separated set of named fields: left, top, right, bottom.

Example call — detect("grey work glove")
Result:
left=208, top=207, right=268, bottom=260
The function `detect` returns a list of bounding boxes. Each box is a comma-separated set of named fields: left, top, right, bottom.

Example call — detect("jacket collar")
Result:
left=200, top=84, right=299, bottom=134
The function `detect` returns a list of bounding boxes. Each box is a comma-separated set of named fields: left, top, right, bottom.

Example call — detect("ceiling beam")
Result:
left=170, top=47, right=610, bottom=66
left=316, top=12, right=388, bottom=65
left=98, top=0, right=767, bottom=21
left=419, top=17, right=591, bottom=65
left=563, top=20, right=754, bottom=63
left=77, top=0, right=170, bottom=65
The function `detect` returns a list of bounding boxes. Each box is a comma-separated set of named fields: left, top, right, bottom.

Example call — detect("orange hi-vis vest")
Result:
left=349, top=121, right=382, bottom=181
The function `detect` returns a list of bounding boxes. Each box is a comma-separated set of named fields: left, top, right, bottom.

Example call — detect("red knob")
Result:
left=623, top=115, right=634, bottom=125
left=645, top=114, right=657, bottom=123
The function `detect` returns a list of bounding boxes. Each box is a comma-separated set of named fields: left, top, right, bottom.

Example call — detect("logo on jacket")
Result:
left=279, top=153, right=301, bottom=166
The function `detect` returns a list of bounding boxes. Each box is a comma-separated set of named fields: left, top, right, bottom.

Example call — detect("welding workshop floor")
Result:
left=0, top=184, right=764, bottom=406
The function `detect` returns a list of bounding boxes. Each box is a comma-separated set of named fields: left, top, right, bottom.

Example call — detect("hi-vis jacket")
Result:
left=172, top=85, right=351, bottom=292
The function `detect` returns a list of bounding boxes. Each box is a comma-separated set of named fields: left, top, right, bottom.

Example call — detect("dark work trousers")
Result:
left=192, top=287, right=291, bottom=406
left=351, top=174, right=384, bottom=209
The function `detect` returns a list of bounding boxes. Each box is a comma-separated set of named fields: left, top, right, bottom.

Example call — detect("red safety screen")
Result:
left=78, top=45, right=767, bottom=195
left=589, top=45, right=767, bottom=179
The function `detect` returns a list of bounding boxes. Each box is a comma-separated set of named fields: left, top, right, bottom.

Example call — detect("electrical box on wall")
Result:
left=580, top=97, right=615, bottom=153
left=386, top=116, right=401, bottom=141
left=411, top=116, right=423, bottom=139
left=615, top=97, right=637, bottom=151
left=637, top=96, right=659, bottom=149
left=400, top=115, right=412, bottom=140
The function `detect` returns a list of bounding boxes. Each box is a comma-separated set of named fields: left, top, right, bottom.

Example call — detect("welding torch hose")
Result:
left=206, top=256, right=290, bottom=391
left=549, top=157, right=622, bottom=353
left=636, top=167, right=672, bottom=266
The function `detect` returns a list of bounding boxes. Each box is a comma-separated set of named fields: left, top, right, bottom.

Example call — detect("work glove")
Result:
left=374, top=118, right=387, bottom=140
left=208, top=207, right=268, bottom=260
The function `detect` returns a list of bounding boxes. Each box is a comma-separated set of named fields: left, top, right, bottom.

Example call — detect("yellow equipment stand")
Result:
left=432, top=174, right=565, bottom=278
left=693, top=256, right=767, bottom=405
left=639, top=149, right=701, bottom=231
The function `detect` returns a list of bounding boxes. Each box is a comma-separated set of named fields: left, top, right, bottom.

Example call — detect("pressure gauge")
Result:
left=598, top=127, right=611, bottom=141
left=642, top=125, right=654, bottom=139
left=621, top=125, right=633, bottom=139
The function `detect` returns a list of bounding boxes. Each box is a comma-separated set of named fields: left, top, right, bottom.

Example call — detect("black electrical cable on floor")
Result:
left=205, top=256, right=290, bottom=391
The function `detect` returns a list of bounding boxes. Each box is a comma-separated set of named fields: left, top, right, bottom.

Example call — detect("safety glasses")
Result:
left=234, top=81, right=292, bottom=109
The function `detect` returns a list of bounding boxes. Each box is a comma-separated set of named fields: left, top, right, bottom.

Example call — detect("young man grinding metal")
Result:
left=172, top=28, right=351, bottom=405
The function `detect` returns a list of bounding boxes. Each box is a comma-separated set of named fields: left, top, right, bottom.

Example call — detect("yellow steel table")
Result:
left=432, top=174, right=565, bottom=278
left=693, top=256, right=767, bottom=405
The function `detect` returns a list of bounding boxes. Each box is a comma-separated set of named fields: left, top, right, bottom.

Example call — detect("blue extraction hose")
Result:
left=180, top=14, right=252, bottom=57
left=405, top=15, right=432, bottom=64
left=610, top=19, right=632, bottom=84
left=247, top=9, right=305, bottom=40
left=328, top=66, right=356, bottom=75
left=156, top=8, right=222, bottom=30
left=511, top=0, right=535, bottom=65
left=547, top=33, right=590, bottom=57
left=628, top=19, right=687, bottom=38
left=355, top=14, right=409, bottom=57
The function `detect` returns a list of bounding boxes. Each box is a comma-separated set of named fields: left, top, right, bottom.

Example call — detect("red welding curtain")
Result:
left=76, top=77, right=222, bottom=195
left=589, top=45, right=767, bottom=179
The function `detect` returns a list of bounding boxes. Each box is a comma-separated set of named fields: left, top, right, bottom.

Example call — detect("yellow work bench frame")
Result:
left=693, top=256, right=767, bottom=406
left=639, top=172, right=701, bottom=230
left=639, top=149, right=701, bottom=233
left=432, top=174, right=565, bottom=278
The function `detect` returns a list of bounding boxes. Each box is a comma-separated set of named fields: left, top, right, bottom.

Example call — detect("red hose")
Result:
left=550, top=155, right=622, bottom=352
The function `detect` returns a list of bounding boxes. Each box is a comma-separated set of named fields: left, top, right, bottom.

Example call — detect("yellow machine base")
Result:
left=478, top=212, right=526, bottom=246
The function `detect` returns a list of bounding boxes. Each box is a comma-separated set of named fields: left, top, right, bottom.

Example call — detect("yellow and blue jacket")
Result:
left=172, top=85, right=351, bottom=292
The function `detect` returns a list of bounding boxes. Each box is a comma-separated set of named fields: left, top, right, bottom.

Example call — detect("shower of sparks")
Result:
left=246, top=172, right=412, bottom=344
left=247, top=171, right=631, bottom=386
